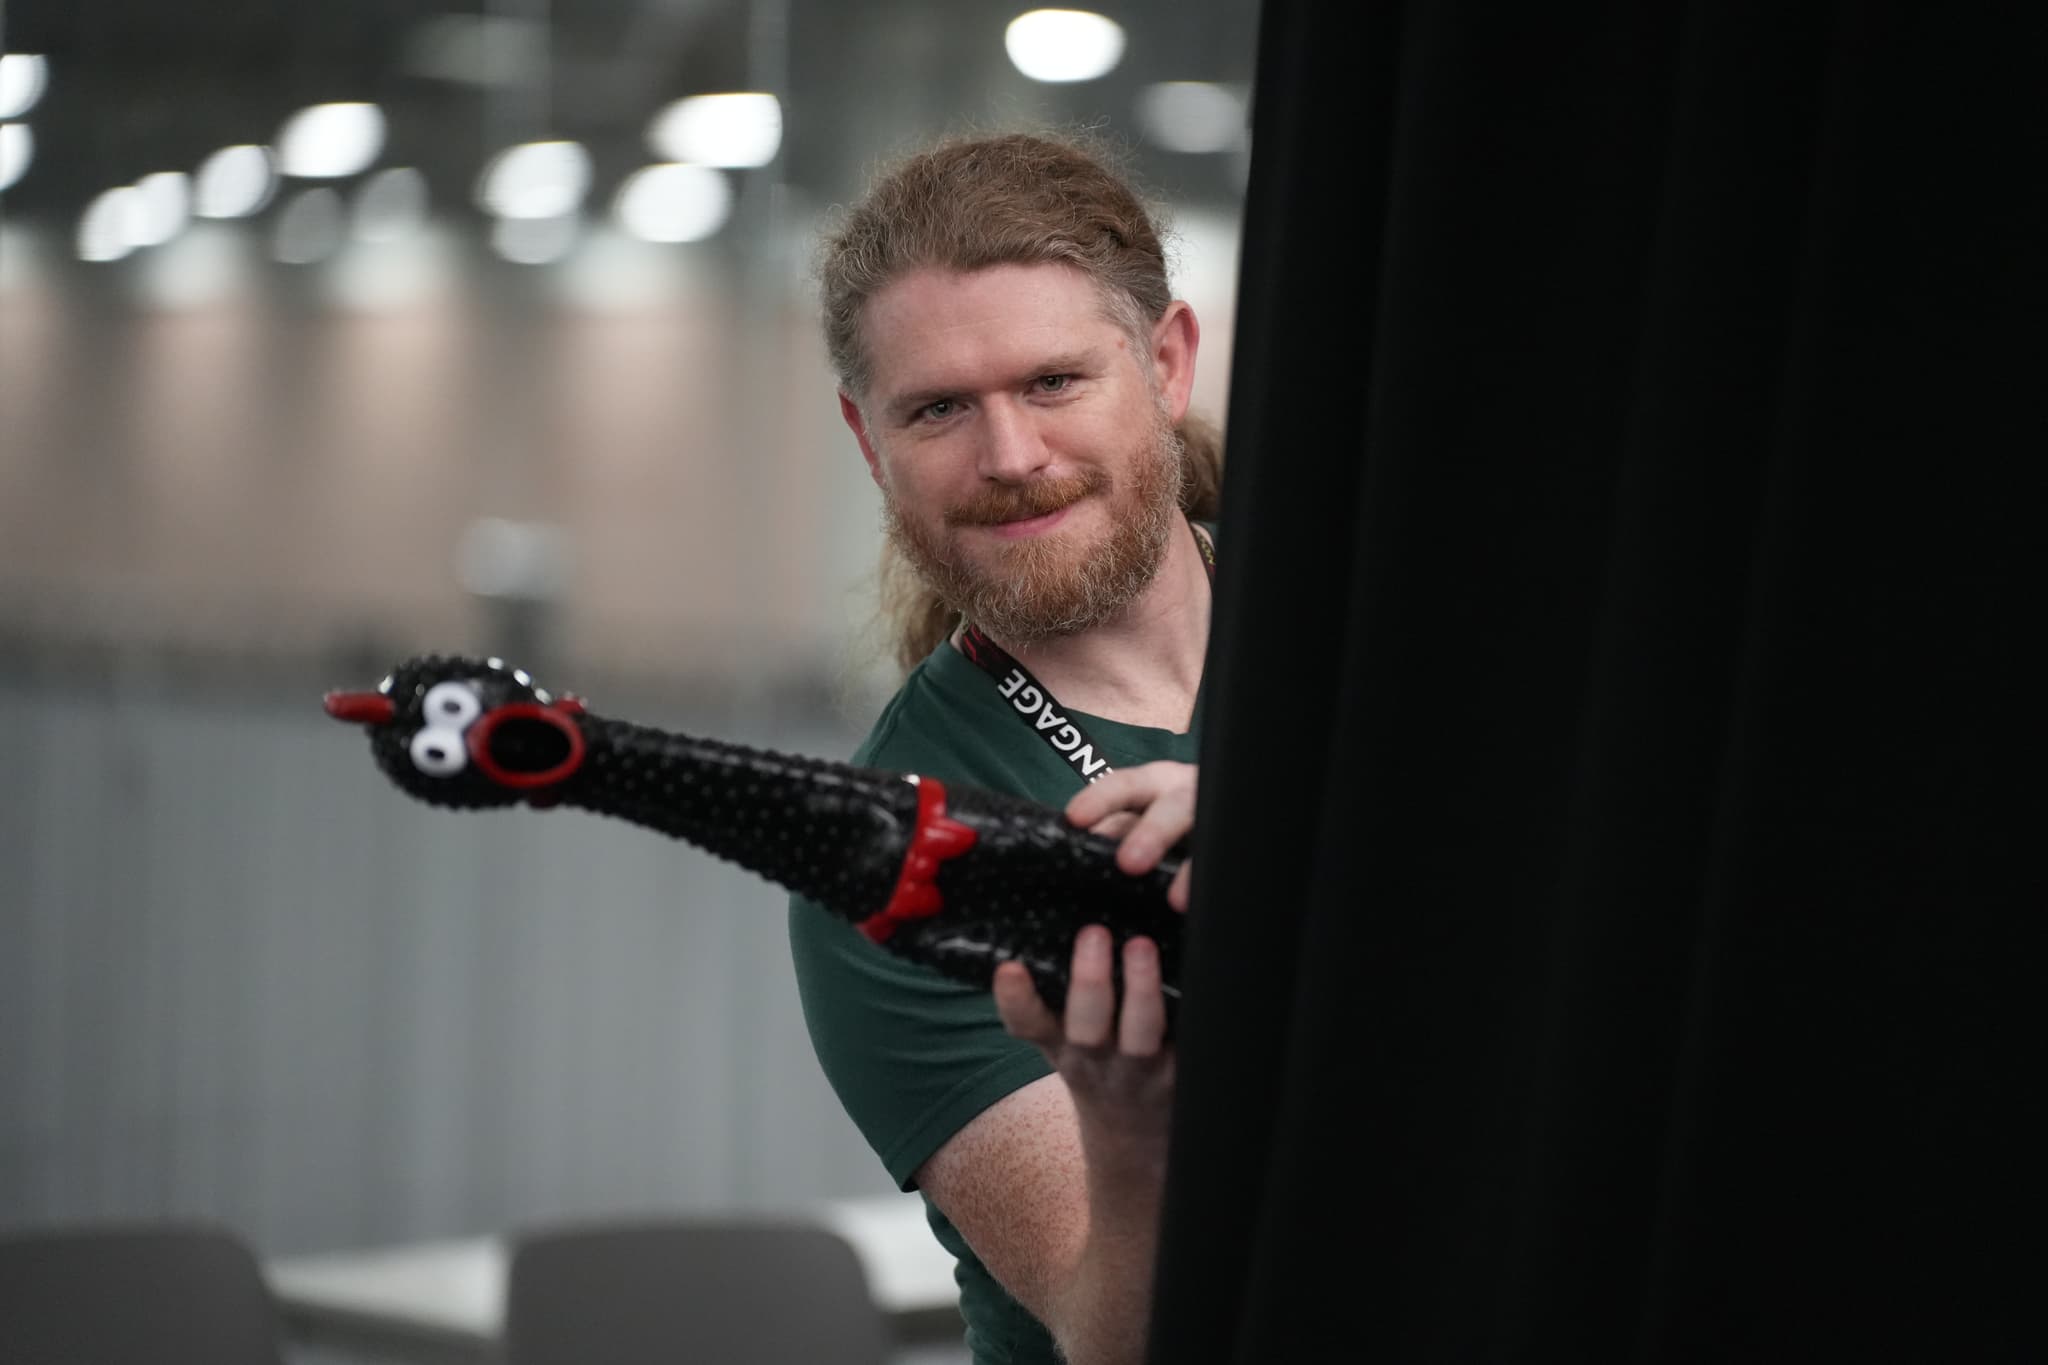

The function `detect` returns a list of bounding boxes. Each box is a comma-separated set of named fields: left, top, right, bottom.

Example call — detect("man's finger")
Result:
left=993, top=961, right=1060, bottom=1046
left=1089, top=811, right=1139, bottom=840
left=1065, top=761, right=1176, bottom=828
left=1168, top=861, right=1193, bottom=913
left=1115, top=786, right=1198, bottom=875
left=1063, top=926, right=1116, bottom=1049
left=1117, top=937, right=1167, bottom=1057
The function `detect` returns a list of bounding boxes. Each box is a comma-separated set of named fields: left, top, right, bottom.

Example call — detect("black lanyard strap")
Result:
left=957, top=521, right=1214, bottom=787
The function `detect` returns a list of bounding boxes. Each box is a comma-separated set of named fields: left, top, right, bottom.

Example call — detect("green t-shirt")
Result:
left=788, top=639, right=1202, bottom=1365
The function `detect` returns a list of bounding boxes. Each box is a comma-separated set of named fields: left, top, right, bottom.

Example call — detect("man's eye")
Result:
left=920, top=399, right=956, bottom=420
left=1035, top=374, right=1071, bottom=393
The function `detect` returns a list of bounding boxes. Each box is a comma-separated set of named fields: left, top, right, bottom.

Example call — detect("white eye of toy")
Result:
left=409, top=727, right=468, bottom=777
left=422, top=681, right=481, bottom=728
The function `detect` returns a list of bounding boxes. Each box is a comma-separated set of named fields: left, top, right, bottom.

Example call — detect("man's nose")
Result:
left=975, top=399, right=1052, bottom=482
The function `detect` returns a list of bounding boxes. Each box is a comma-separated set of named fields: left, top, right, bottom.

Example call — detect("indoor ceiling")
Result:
left=1, top=0, right=1264, bottom=236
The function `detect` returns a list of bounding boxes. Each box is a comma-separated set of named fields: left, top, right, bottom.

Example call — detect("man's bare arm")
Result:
left=916, top=929, right=1174, bottom=1365
left=915, top=764, right=1195, bottom=1364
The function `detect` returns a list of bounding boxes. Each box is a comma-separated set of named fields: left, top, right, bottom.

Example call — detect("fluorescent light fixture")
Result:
left=273, top=187, right=347, bottom=264
left=129, top=172, right=191, bottom=248
left=613, top=163, right=732, bottom=243
left=476, top=140, right=591, bottom=219
left=354, top=166, right=429, bottom=242
left=647, top=93, right=782, bottom=168
left=0, top=123, right=32, bottom=192
left=276, top=102, right=386, bottom=178
left=492, top=213, right=579, bottom=265
left=78, top=187, right=143, bottom=262
left=1005, top=10, right=1125, bottom=83
left=0, top=54, right=50, bottom=120
left=195, top=145, right=277, bottom=218
left=1136, top=82, right=1246, bottom=154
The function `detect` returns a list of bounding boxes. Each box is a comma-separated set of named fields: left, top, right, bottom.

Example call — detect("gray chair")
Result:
left=0, top=1221, right=286, bottom=1364
left=502, top=1218, right=893, bottom=1365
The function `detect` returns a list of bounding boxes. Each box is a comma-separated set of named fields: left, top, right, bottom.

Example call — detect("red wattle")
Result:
left=860, top=778, right=978, bottom=943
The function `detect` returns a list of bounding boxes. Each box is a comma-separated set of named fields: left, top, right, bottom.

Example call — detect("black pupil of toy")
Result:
left=425, top=744, right=447, bottom=762
left=488, top=716, right=570, bottom=772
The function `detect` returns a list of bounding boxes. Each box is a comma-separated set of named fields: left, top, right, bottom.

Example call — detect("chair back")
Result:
left=503, top=1217, right=892, bottom=1365
left=0, top=1221, right=286, bottom=1365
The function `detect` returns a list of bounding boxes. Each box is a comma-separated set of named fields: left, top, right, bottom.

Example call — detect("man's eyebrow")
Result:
left=884, top=350, right=1107, bottom=418
left=1022, top=348, right=1103, bottom=377
left=884, top=385, right=962, bottom=420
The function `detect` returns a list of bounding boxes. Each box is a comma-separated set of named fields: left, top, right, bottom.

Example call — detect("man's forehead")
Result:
left=861, top=262, right=1131, bottom=396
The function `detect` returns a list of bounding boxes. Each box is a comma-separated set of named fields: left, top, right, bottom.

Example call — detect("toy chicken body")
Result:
left=326, top=655, right=1184, bottom=1017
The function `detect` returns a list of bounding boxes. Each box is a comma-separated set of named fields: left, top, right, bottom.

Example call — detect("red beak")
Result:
left=325, top=691, right=396, bottom=725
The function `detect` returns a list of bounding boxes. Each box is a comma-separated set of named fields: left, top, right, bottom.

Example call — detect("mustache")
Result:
left=944, top=470, right=1107, bottom=528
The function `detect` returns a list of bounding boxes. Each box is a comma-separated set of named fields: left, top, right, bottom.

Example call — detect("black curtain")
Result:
left=1159, top=3, right=2037, bottom=1359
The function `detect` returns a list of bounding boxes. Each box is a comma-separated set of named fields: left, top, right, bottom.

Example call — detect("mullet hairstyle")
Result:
left=817, top=130, right=1225, bottom=672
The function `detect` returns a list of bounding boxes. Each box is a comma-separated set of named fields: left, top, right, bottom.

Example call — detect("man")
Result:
left=789, top=132, right=1222, bottom=1365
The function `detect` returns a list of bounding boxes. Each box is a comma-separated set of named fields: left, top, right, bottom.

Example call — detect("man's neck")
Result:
left=966, top=520, right=1213, bottom=733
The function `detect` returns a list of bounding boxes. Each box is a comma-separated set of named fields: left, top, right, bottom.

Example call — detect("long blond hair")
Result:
left=817, top=131, right=1226, bottom=672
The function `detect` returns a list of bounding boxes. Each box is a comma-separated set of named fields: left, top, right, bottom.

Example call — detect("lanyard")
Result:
left=957, top=522, right=1214, bottom=786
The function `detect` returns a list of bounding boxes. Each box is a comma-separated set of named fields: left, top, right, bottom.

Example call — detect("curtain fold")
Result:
left=1155, top=2, right=2036, bottom=1358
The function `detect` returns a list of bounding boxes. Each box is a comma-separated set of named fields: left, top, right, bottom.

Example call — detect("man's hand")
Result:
left=928, top=764, right=1199, bottom=1365
left=993, top=927, right=1174, bottom=1145
left=1065, top=760, right=1198, bottom=912
left=989, top=926, right=1173, bottom=1364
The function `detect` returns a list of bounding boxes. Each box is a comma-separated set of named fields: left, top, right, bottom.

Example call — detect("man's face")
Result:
left=843, top=263, right=1193, bottom=643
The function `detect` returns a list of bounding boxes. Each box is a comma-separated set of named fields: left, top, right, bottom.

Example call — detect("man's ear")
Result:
left=1150, top=301, right=1202, bottom=425
left=840, top=391, right=887, bottom=490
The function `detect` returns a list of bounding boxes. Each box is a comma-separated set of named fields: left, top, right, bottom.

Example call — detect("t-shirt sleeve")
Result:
left=789, top=895, right=1049, bottom=1189
left=786, top=680, right=1055, bottom=1191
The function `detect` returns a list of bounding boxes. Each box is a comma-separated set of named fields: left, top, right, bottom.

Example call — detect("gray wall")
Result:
left=0, top=663, right=896, bottom=1256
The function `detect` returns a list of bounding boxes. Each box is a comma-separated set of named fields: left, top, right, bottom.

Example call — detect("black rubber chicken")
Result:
left=327, top=655, right=1185, bottom=1017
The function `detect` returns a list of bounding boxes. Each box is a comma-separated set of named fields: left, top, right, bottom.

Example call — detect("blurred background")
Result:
left=0, top=0, right=1256, bottom=1357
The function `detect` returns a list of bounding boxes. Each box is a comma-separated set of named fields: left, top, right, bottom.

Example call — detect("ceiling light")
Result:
left=476, top=140, right=591, bottom=220
left=647, top=93, right=782, bottom=168
left=1004, top=10, right=1125, bottom=83
left=1136, top=82, right=1246, bottom=154
left=195, top=145, right=277, bottom=218
left=276, top=103, right=386, bottom=178
left=78, top=187, right=142, bottom=262
left=129, top=172, right=191, bottom=248
left=0, top=124, right=32, bottom=192
left=613, top=163, right=732, bottom=243
left=492, top=213, right=579, bottom=265
left=0, top=54, right=49, bottom=120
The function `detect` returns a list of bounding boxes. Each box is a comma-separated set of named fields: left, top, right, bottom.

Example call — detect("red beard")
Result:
left=883, top=411, right=1187, bottom=643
